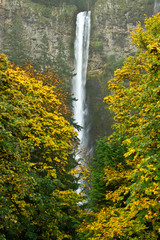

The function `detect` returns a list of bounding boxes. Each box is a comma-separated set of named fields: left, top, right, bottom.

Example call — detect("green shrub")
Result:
left=41, top=7, right=52, bottom=18
left=92, top=41, right=103, bottom=52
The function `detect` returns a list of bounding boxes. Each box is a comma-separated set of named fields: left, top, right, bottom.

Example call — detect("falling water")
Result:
left=154, top=0, right=160, bottom=14
left=72, top=11, right=91, bottom=194
left=72, top=11, right=91, bottom=147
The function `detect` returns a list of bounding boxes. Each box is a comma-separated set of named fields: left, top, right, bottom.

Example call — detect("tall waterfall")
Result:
left=72, top=11, right=91, bottom=194
left=154, top=0, right=160, bottom=14
left=72, top=11, right=91, bottom=148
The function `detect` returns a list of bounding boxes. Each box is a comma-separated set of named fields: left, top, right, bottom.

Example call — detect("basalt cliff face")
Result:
left=0, top=0, right=77, bottom=68
left=0, top=0, right=156, bottom=147
left=89, top=0, right=154, bottom=69
left=87, top=0, right=155, bottom=147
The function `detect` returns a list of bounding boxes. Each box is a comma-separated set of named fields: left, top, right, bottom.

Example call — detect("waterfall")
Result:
left=72, top=11, right=91, bottom=147
left=154, top=0, right=160, bottom=14
left=72, top=11, right=91, bottom=193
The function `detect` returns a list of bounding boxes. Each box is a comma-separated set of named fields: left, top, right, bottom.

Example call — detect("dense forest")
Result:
left=0, top=3, right=160, bottom=240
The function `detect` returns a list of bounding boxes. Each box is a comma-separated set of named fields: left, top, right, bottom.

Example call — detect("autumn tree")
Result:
left=24, top=64, right=79, bottom=190
left=0, top=54, right=81, bottom=240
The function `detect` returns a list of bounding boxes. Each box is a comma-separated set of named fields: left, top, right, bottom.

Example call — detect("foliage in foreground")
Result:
left=78, top=13, right=160, bottom=240
left=0, top=54, right=81, bottom=240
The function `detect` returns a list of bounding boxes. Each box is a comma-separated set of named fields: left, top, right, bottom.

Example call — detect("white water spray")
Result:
left=72, top=11, right=91, bottom=147
left=72, top=11, right=91, bottom=194
left=154, top=0, right=160, bottom=14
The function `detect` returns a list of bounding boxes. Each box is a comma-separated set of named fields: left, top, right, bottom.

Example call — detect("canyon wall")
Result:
left=0, top=0, right=77, bottom=69
left=87, top=0, right=155, bottom=147
left=0, top=0, right=156, bottom=147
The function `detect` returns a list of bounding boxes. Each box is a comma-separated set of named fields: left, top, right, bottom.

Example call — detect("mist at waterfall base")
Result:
left=72, top=11, right=91, bottom=194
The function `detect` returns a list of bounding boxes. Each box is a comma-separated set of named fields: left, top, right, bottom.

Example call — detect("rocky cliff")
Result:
left=0, top=0, right=156, bottom=147
left=0, top=0, right=77, bottom=69
left=89, top=0, right=154, bottom=69
left=86, top=0, right=155, bottom=147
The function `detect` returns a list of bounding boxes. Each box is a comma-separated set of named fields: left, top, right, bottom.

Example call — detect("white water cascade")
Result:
left=154, top=0, right=160, bottom=14
left=72, top=11, right=91, bottom=148
left=72, top=11, right=91, bottom=193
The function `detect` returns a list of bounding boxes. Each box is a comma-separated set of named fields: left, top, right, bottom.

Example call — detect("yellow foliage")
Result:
left=0, top=54, right=80, bottom=239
